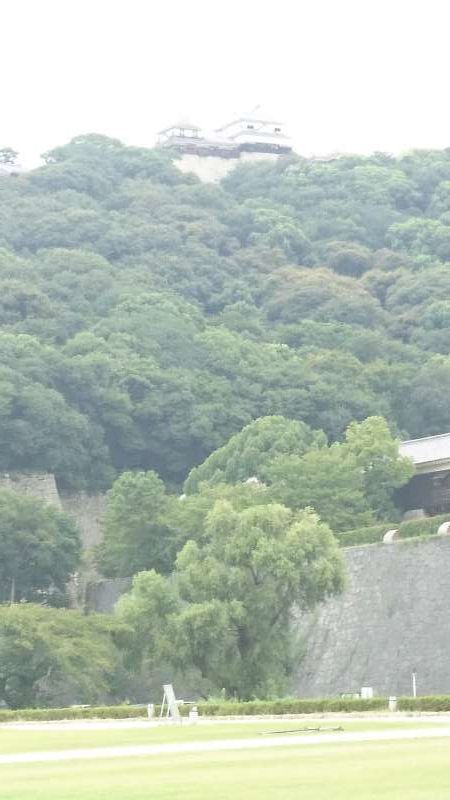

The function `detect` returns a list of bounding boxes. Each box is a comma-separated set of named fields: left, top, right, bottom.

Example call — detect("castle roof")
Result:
left=157, top=119, right=201, bottom=135
left=216, top=106, right=284, bottom=132
left=400, top=432, right=450, bottom=474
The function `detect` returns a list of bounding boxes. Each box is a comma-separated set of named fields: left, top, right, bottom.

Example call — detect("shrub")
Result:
left=336, top=524, right=387, bottom=547
left=337, top=513, right=450, bottom=548
left=3, top=694, right=450, bottom=721
left=0, top=697, right=386, bottom=721
left=186, top=698, right=386, bottom=716
left=0, top=705, right=150, bottom=722
left=397, top=695, right=450, bottom=712
left=399, top=514, right=450, bottom=539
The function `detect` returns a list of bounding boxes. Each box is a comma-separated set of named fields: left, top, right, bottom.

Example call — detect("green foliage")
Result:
left=0, top=704, right=149, bottom=721
left=184, top=415, right=326, bottom=493
left=397, top=695, right=450, bottom=712
left=0, top=695, right=388, bottom=720
left=263, top=267, right=383, bottom=327
left=167, top=481, right=272, bottom=546
left=336, top=524, right=391, bottom=547
left=5, top=691, right=450, bottom=718
left=0, top=604, right=123, bottom=708
left=116, top=502, right=344, bottom=699
left=98, top=415, right=411, bottom=575
left=262, top=416, right=411, bottom=531
left=398, top=513, right=450, bottom=538
left=193, top=697, right=387, bottom=715
left=336, top=512, right=450, bottom=547
left=4, top=139, right=450, bottom=705
left=114, top=570, right=179, bottom=669
left=266, top=447, right=373, bottom=532
left=97, top=471, right=177, bottom=578
left=0, top=489, right=80, bottom=603
left=324, top=241, right=373, bottom=277
left=342, top=417, right=414, bottom=519
left=0, top=140, right=450, bottom=488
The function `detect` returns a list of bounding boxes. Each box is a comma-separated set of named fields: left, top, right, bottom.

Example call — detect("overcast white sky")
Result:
left=2, top=0, right=450, bottom=165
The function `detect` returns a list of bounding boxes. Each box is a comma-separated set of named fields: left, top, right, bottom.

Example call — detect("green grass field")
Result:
left=2, top=717, right=448, bottom=754
left=2, top=718, right=450, bottom=799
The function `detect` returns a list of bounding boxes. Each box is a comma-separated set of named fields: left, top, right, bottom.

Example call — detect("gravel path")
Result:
left=1, top=726, right=450, bottom=765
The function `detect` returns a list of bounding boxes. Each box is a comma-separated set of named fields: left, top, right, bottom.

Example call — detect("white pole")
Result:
left=412, top=671, right=417, bottom=698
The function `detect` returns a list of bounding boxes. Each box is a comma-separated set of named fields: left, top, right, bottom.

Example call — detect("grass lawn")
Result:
left=2, top=737, right=450, bottom=800
left=1, top=716, right=449, bottom=754
left=1, top=718, right=450, bottom=799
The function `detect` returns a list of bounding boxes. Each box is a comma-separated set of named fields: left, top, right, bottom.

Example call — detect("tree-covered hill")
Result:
left=1, top=134, right=450, bottom=490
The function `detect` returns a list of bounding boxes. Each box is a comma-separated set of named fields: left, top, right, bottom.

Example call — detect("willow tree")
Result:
left=117, top=501, right=344, bottom=698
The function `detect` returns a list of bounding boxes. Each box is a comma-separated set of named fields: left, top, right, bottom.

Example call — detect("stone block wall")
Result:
left=294, top=537, right=450, bottom=697
left=60, top=493, right=106, bottom=551
left=0, top=472, right=61, bottom=508
left=0, top=472, right=106, bottom=553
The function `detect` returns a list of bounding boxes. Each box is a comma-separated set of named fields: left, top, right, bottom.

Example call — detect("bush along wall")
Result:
left=0, top=697, right=386, bottom=721
left=397, top=696, right=450, bottom=712
left=3, top=695, right=450, bottom=721
left=337, top=513, right=450, bottom=548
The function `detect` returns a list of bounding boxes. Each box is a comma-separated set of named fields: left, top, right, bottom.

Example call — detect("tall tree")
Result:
left=97, top=471, right=176, bottom=578
left=342, top=416, right=414, bottom=519
left=184, top=415, right=326, bottom=494
left=116, top=501, right=344, bottom=698
left=266, top=446, right=373, bottom=531
left=0, top=604, right=122, bottom=708
left=0, top=490, right=80, bottom=604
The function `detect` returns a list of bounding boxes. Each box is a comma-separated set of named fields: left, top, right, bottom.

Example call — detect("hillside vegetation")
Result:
left=2, top=136, right=450, bottom=706
left=1, top=136, right=450, bottom=491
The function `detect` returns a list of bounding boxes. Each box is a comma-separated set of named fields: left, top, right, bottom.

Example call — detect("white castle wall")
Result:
left=176, top=154, right=239, bottom=183
left=239, top=152, right=280, bottom=164
left=176, top=151, right=281, bottom=183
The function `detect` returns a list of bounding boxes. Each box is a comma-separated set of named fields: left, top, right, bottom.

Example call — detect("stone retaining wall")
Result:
left=294, top=537, right=450, bottom=697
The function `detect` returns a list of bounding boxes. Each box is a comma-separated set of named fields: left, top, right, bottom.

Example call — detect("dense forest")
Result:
left=1, top=136, right=450, bottom=493
left=4, top=135, right=450, bottom=706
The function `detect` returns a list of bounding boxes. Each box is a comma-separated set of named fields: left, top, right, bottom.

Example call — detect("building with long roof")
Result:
left=398, top=432, right=450, bottom=515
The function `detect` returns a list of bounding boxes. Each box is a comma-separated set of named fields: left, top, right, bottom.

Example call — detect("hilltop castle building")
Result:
left=157, top=108, right=292, bottom=183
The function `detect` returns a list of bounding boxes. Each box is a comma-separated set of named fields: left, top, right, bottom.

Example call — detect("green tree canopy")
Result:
left=97, top=471, right=176, bottom=578
left=116, top=501, right=344, bottom=698
left=342, top=416, right=414, bottom=518
left=0, top=138, right=449, bottom=490
left=266, top=447, right=373, bottom=531
left=184, top=415, right=326, bottom=494
left=0, top=490, right=80, bottom=603
left=0, top=604, right=122, bottom=708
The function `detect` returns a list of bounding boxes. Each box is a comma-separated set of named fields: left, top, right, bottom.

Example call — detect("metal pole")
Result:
left=412, top=671, right=417, bottom=698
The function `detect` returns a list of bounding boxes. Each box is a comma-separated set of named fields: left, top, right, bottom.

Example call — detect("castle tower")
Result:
left=157, top=119, right=203, bottom=152
left=157, top=108, right=292, bottom=183
left=215, top=107, right=292, bottom=155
